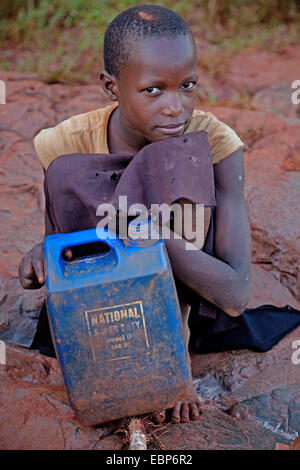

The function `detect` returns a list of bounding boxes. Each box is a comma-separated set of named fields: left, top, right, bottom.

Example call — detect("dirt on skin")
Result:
left=0, top=42, right=299, bottom=449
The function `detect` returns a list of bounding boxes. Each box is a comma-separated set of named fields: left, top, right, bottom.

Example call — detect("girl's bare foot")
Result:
left=152, top=381, right=201, bottom=424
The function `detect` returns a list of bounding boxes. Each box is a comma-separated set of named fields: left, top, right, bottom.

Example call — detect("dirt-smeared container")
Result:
left=44, top=226, right=189, bottom=425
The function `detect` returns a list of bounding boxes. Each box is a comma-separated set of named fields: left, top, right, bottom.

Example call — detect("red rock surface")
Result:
left=224, top=45, right=300, bottom=96
left=1, top=325, right=299, bottom=450
left=0, top=344, right=124, bottom=450
left=0, top=43, right=299, bottom=449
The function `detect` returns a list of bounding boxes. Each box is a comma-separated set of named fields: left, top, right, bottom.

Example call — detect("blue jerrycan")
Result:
left=44, top=227, right=190, bottom=425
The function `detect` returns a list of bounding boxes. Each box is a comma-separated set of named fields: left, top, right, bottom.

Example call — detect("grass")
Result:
left=0, top=0, right=299, bottom=84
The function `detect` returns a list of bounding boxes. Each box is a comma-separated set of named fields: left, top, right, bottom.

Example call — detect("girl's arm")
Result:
left=164, top=148, right=251, bottom=317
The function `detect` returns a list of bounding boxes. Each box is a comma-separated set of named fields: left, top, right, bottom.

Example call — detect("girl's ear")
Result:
left=99, top=71, right=119, bottom=102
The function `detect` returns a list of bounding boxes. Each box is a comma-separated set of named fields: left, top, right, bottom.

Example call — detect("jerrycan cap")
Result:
left=127, top=218, right=160, bottom=247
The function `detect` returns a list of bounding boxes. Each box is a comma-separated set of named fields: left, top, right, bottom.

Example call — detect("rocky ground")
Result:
left=0, top=43, right=299, bottom=450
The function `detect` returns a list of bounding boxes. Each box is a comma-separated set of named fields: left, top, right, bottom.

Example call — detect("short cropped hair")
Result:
left=103, top=4, right=194, bottom=78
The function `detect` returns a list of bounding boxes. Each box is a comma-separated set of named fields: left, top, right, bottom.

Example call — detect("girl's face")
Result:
left=109, top=34, right=199, bottom=151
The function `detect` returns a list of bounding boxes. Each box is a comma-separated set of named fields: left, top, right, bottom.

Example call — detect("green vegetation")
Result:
left=0, top=0, right=299, bottom=83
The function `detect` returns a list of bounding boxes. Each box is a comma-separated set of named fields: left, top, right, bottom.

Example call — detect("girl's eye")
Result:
left=182, top=82, right=196, bottom=90
left=144, top=87, right=160, bottom=95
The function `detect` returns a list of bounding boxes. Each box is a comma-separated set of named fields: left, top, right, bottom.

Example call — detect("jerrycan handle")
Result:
left=44, top=228, right=124, bottom=282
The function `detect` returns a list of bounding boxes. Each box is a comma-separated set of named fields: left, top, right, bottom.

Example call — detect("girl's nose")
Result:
left=162, top=92, right=183, bottom=117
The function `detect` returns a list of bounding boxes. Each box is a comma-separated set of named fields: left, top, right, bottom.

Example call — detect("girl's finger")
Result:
left=32, top=259, right=44, bottom=284
left=62, top=248, right=73, bottom=260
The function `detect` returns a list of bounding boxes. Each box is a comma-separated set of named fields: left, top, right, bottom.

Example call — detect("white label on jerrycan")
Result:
left=84, top=300, right=150, bottom=362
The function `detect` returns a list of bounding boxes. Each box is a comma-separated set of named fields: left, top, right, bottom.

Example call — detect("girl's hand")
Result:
left=18, top=242, right=72, bottom=289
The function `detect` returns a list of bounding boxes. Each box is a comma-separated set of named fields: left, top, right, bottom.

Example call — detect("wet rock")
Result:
left=228, top=384, right=300, bottom=441
left=193, top=372, right=230, bottom=409
left=190, top=325, right=300, bottom=446
left=157, top=409, right=290, bottom=450
left=191, top=326, right=300, bottom=398
left=0, top=280, right=46, bottom=347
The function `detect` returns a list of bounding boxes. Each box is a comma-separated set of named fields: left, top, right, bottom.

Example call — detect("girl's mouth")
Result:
left=155, top=123, right=185, bottom=135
